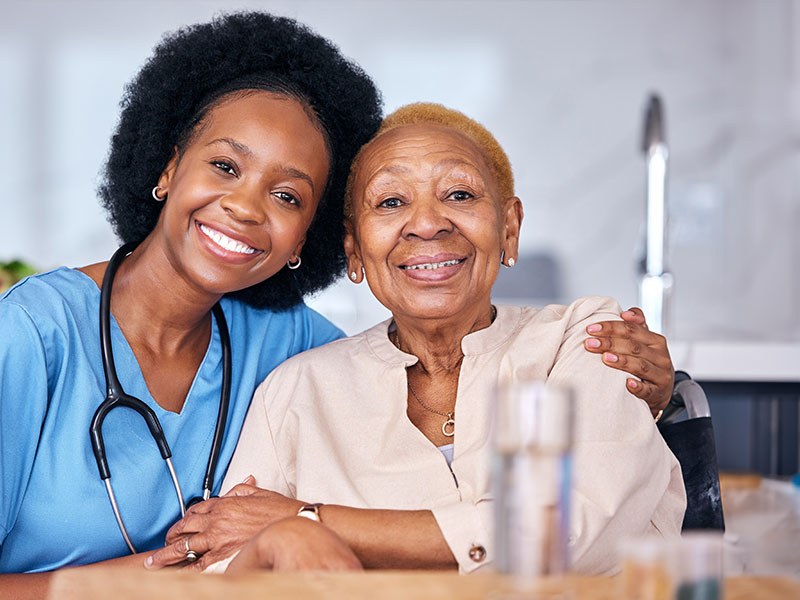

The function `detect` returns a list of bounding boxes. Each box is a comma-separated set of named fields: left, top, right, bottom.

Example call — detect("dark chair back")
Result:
left=657, top=372, right=725, bottom=531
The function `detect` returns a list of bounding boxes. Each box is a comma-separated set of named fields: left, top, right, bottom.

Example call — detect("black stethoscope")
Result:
left=89, top=242, right=232, bottom=554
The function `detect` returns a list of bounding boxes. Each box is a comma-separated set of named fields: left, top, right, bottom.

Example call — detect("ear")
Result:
left=291, top=235, right=307, bottom=261
left=343, top=219, right=365, bottom=283
left=501, top=196, right=523, bottom=266
left=157, top=148, right=180, bottom=195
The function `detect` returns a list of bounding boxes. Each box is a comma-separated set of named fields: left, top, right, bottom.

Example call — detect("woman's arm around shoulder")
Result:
left=547, top=296, right=685, bottom=574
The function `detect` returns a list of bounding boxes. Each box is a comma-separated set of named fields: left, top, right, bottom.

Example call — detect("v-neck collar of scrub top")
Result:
left=73, top=267, right=222, bottom=418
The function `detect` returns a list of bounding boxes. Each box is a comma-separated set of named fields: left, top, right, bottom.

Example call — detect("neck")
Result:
left=392, top=302, right=494, bottom=375
left=107, top=237, right=221, bottom=355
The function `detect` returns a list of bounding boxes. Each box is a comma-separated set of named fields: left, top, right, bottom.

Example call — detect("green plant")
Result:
left=0, top=260, right=38, bottom=294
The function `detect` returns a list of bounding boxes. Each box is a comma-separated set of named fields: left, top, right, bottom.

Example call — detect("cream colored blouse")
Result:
left=222, top=297, right=686, bottom=574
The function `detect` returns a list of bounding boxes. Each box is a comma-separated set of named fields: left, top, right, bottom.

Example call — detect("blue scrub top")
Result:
left=0, top=268, right=343, bottom=573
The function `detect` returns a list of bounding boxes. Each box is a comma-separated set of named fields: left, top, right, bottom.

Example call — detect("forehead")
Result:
left=355, top=123, right=493, bottom=182
left=200, top=92, right=325, bottom=148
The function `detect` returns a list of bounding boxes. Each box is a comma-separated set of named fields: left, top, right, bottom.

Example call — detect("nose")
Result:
left=403, top=195, right=453, bottom=240
left=219, top=187, right=267, bottom=225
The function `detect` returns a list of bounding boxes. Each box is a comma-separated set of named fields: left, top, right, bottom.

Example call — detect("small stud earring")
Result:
left=350, top=272, right=358, bottom=281
left=507, top=257, right=515, bottom=268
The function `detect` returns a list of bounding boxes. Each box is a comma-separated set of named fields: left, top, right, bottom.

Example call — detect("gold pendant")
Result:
left=442, top=415, right=455, bottom=437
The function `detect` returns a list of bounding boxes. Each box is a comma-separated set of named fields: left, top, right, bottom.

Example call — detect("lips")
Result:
left=397, top=254, right=467, bottom=282
left=399, top=258, right=465, bottom=270
left=198, top=222, right=258, bottom=254
left=194, top=221, right=264, bottom=265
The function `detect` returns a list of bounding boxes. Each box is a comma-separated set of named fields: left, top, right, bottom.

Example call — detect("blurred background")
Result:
left=1, top=0, right=798, bottom=475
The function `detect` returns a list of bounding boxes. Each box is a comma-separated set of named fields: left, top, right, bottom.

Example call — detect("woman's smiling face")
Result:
left=153, top=91, right=330, bottom=297
left=345, top=123, right=522, bottom=322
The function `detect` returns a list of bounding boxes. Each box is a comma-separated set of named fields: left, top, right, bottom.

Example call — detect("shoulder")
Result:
left=1, top=267, right=95, bottom=303
left=223, top=299, right=342, bottom=337
left=249, top=321, right=387, bottom=420
left=0, top=268, right=98, bottom=329
left=266, top=321, right=379, bottom=376
left=482, top=298, right=622, bottom=364
left=515, top=296, right=622, bottom=331
left=0, top=269, right=98, bottom=377
left=251, top=321, right=384, bottom=400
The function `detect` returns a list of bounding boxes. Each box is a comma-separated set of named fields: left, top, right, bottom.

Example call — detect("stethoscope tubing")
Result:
left=90, top=243, right=231, bottom=553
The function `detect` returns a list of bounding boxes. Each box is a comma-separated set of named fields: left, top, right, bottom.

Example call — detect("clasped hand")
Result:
left=145, top=476, right=303, bottom=572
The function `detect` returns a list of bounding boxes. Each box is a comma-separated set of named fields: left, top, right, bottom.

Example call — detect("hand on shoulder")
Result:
left=583, top=306, right=674, bottom=416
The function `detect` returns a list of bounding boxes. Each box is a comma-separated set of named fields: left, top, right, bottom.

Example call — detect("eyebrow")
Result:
left=206, top=138, right=315, bottom=193
left=283, top=167, right=315, bottom=194
left=207, top=137, right=253, bottom=157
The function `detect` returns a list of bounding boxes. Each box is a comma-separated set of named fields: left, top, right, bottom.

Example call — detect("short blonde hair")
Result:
left=345, top=102, right=514, bottom=216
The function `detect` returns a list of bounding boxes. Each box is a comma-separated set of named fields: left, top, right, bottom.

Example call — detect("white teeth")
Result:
left=199, top=223, right=257, bottom=254
left=401, top=259, right=462, bottom=270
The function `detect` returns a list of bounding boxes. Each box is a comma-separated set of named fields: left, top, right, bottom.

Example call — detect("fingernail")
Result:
left=242, top=474, right=254, bottom=483
left=627, top=379, right=639, bottom=389
left=603, top=352, right=618, bottom=362
left=586, top=324, right=601, bottom=333
left=621, top=310, right=634, bottom=318
left=144, top=556, right=153, bottom=569
left=586, top=338, right=601, bottom=348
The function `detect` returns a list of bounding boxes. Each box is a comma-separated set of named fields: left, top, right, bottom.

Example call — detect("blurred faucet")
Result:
left=639, top=94, right=673, bottom=335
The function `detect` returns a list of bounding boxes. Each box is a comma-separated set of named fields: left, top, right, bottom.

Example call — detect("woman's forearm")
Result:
left=0, top=550, right=155, bottom=600
left=316, top=505, right=457, bottom=569
left=0, top=573, right=51, bottom=600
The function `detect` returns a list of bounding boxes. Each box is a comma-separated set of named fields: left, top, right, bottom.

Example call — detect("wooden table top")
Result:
left=49, top=569, right=800, bottom=600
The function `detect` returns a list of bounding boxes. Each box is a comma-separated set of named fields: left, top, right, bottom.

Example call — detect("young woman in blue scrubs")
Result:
left=0, top=12, right=380, bottom=596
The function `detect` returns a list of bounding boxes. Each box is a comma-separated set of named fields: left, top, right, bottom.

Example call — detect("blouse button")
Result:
left=468, top=545, right=487, bottom=562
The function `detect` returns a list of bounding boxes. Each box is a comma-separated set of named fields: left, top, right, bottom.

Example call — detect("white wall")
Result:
left=2, top=0, right=798, bottom=340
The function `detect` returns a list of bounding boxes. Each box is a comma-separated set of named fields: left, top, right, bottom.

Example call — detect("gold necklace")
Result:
left=391, top=330, right=456, bottom=437
left=389, top=307, right=495, bottom=438
left=408, top=379, right=455, bottom=437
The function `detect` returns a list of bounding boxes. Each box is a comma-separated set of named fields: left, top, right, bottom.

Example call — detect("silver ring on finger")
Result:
left=184, top=536, right=200, bottom=563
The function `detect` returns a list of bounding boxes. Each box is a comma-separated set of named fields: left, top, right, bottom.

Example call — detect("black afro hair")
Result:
left=99, top=11, right=382, bottom=309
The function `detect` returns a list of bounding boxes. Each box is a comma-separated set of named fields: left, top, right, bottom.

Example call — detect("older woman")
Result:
left=149, top=103, right=684, bottom=575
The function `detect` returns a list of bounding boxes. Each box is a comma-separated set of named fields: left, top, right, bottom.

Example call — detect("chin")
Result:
left=392, top=301, right=465, bottom=321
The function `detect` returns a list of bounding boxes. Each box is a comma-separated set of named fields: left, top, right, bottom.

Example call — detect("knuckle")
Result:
left=623, top=322, right=636, bottom=338
left=631, top=341, right=643, bottom=355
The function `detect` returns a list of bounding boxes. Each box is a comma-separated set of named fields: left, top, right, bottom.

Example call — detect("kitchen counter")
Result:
left=670, top=341, right=800, bottom=383
left=49, top=569, right=800, bottom=600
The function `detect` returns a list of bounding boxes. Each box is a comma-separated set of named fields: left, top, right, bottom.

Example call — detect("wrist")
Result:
left=296, top=502, right=324, bottom=522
